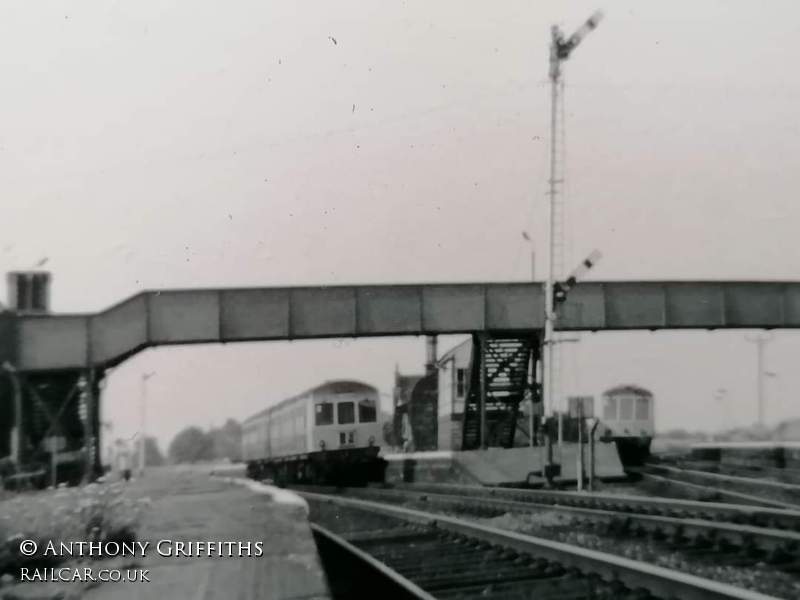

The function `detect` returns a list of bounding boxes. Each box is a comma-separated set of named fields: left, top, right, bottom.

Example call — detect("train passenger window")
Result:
left=456, top=369, right=467, bottom=397
left=338, top=402, right=355, bottom=424
left=602, top=397, right=617, bottom=420
left=358, top=398, right=377, bottom=423
left=635, top=397, right=649, bottom=420
left=348, top=432, right=355, bottom=444
left=620, top=397, right=634, bottom=420
left=315, top=403, right=334, bottom=426
left=339, top=432, right=346, bottom=445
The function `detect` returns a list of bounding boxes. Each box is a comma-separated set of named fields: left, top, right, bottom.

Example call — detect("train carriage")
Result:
left=242, top=380, right=386, bottom=486
left=598, top=384, right=655, bottom=465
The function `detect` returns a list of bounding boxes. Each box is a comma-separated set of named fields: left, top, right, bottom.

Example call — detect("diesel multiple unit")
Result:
left=242, top=380, right=385, bottom=485
left=598, top=384, right=655, bottom=465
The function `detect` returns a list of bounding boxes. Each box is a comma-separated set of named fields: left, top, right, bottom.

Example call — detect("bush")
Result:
left=0, top=482, right=150, bottom=576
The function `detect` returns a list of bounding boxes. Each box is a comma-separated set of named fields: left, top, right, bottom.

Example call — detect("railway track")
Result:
left=634, top=465, right=800, bottom=509
left=311, top=523, right=437, bottom=600
left=632, top=470, right=798, bottom=509
left=383, top=481, right=800, bottom=530
left=297, top=484, right=800, bottom=572
left=303, top=489, right=780, bottom=600
left=668, top=460, right=800, bottom=486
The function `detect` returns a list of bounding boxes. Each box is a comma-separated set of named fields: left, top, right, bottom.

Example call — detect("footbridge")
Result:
left=4, top=280, right=800, bottom=372
left=2, top=279, right=799, bottom=475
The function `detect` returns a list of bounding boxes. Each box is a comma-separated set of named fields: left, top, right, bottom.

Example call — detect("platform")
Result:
left=89, top=466, right=330, bottom=599
left=0, top=466, right=331, bottom=600
left=384, top=442, right=626, bottom=486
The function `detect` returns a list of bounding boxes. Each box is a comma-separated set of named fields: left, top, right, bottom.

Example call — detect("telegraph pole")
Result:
left=745, top=333, right=773, bottom=427
left=1, top=361, right=23, bottom=468
left=521, top=232, right=537, bottom=448
left=139, top=372, right=155, bottom=476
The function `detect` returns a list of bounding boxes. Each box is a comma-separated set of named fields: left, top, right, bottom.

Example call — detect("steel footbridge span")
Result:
left=2, top=279, right=800, bottom=477
left=3, top=280, right=800, bottom=372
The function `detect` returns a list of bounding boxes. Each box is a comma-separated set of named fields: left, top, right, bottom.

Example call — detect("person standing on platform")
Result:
left=401, top=412, right=414, bottom=453
left=115, top=439, right=132, bottom=482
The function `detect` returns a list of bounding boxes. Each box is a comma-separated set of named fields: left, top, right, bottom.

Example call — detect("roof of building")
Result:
left=602, top=384, right=653, bottom=398
left=410, top=372, right=437, bottom=399
left=437, top=338, right=472, bottom=366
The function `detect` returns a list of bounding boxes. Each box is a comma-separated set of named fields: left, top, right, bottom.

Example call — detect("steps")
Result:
left=462, top=335, right=539, bottom=450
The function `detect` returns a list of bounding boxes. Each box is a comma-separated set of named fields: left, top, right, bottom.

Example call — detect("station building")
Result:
left=436, top=339, right=471, bottom=451
left=391, top=337, right=439, bottom=452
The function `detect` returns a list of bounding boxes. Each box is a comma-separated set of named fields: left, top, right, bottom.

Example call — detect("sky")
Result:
left=2, top=1, right=800, bottom=451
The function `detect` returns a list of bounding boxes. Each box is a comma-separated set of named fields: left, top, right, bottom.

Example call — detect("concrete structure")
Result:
left=384, top=444, right=624, bottom=486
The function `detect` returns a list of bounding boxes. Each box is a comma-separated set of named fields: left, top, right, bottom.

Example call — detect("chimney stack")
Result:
left=6, top=271, right=51, bottom=313
left=425, top=336, right=438, bottom=375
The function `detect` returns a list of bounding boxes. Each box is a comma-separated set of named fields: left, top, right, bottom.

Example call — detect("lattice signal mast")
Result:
left=544, top=11, right=603, bottom=446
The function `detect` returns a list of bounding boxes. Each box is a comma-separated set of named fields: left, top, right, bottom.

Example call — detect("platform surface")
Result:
left=88, top=466, right=329, bottom=600
left=384, top=443, right=625, bottom=485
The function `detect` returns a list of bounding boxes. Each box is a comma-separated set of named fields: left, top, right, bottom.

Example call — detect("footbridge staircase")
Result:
left=462, top=334, right=540, bottom=450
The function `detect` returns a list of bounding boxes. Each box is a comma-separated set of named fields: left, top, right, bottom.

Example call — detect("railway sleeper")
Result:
left=604, top=516, right=634, bottom=536
left=357, top=544, right=475, bottom=564
left=368, top=549, right=512, bottom=573
left=389, top=562, right=535, bottom=585
left=668, top=525, right=689, bottom=546
left=765, top=543, right=798, bottom=565
left=407, top=566, right=568, bottom=593
left=366, top=537, right=660, bottom=600
left=344, top=526, right=425, bottom=545
left=688, top=532, right=715, bottom=550
left=365, top=490, right=800, bottom=571
left=433, top=575, right=614, bottom=600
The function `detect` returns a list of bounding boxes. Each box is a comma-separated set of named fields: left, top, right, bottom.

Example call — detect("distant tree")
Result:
left=143, top=437, right=165, bottom=467
left=168, top=427, right=213, bottom=464
left=131, top=436, right=165, bottom=467
left=661, top=429, right=692, bottom=439
left=209, top=419, right=242, bottom=462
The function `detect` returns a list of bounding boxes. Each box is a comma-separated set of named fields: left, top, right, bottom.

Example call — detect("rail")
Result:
left=310, top=523, right=436, bottom=600
left=390, top=481, right=800, bottom=526
left=301, top=490, right=780, bottom=600
left=325, top=486, right=800, bottom=557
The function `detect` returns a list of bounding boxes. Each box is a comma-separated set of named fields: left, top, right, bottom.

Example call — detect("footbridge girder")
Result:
left=3, top=279, right=800, bottom=481
left=4, top=280, right=800, bottom=372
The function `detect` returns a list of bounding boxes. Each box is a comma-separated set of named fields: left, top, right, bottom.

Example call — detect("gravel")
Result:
left=475, top=511, right=800, bottom=600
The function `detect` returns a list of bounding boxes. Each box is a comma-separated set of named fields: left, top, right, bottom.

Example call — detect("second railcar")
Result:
left=598, top=384, right=655, bottom=466
left=242, top=380, right=386, bottom=486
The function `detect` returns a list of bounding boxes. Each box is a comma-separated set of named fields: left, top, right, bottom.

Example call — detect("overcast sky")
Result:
left=2, top=1, right=800, bottom=451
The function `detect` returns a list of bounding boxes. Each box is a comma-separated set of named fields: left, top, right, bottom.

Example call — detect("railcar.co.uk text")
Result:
left=20, top=567, right=150, bottom=584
